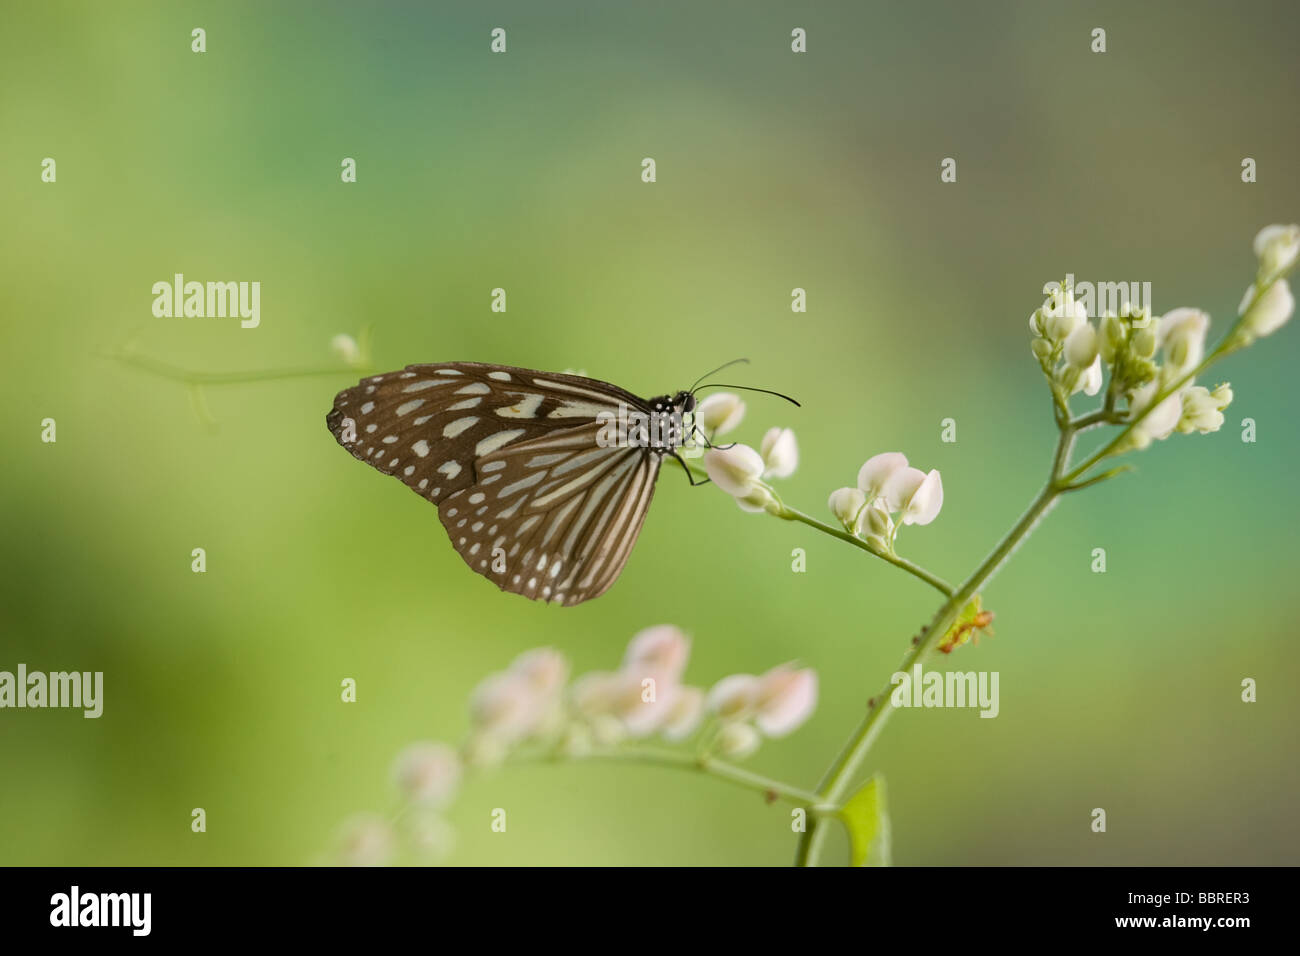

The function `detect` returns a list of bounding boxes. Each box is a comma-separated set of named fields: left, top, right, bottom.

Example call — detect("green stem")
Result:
left=676, top=460, right=954, bottom=598
left=795, top=425, right=1077, bottom=866
left=781, top=506, right=954, bottom=597
left=104, top=349, right=370, bottom=386
left=526, top=746, right=831, bottom=811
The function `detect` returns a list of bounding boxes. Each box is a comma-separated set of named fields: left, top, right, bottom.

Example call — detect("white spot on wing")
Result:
left=403, top=380, right=450, bottom=393
left=497, top=393, right=545, bottom=418
left=475, top=428, right=526, bottom=456
left=412, top=440, right=431, bottom=457
left=443, top=417, right=479, bottom=438
left=396, top=399, right=425, bottom=416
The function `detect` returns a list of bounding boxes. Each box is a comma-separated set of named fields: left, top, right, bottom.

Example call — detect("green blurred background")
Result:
left=2, top=0, right=1297, bottom=865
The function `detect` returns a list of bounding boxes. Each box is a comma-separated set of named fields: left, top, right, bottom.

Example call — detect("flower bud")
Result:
left=759, top=427, right=799, bottom=478
left=337, top=813, right=394, bottom=867
left=863, top=500, right=893, bottom=538
left=1030, top=337, right=1054, bottom=361
left=1131, top=326, right=1156, bottom=359
left=1156, top=308, right=1209, bottom=377
left=1254, top=223, right=1300, bottom=281
left=392, top=742, right=462, bottom=808
left=1211, top=382, right=1233, bottom=406
left=1045, top=299, right=1086, bottom=341
left=827, top=486, right=867, bottom=532
left=1064, top=321, right=1099, bottom=369
left=662, top=686, right=705, bottom=741
left=714, top=721, right=761, bottom=760
left=1240, top=278, right=1294, bottom=340
left=706, top=674, right=760, bottom=721
left=1072, top=356, right=1103, bottom=397
left=696, top=392, right=746, bottom=436
left=331, top=333, right=362, bottom=367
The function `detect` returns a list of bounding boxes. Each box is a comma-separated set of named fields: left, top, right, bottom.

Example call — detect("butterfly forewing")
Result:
left=327, top=362, right=665, bottom=605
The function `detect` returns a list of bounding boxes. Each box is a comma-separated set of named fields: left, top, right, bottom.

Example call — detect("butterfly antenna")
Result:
left=689, top=358, right=750, bottom=393
left=695, top=383, right=801, bottom=407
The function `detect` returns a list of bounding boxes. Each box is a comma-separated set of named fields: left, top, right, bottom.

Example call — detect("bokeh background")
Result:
left=2, top=0, right=1297, bottom=865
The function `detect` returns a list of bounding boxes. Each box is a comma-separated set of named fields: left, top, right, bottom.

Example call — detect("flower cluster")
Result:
left=1027, top=226, right=1297, bottom=454
left=827, top=452, right=944, bottom=554
left=697, top=393, right=798, bottom=514
left=333, top=626, right=817, bottom=865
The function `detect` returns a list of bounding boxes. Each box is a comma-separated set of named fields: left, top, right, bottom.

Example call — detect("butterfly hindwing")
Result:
left=438, top=421, right=662, bottom=605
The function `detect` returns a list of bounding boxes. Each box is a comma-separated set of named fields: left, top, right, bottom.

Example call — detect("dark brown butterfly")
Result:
left=326, top=362, right=714, bottom=606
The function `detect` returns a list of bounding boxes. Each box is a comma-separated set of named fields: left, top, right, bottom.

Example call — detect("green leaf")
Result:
left=838, top=773, right=892, bottom=867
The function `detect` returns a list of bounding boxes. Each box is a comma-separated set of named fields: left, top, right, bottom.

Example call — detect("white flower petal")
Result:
left=704, top=445, right=765, bottom=497
left=857, top=452, right=909, bottom=501
left=760, top=427, right=799, bottom=478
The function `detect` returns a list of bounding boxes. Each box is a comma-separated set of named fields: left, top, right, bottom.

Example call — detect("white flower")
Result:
left=623, top=625, right=690, bottom=684
left=331, top=333, right=362, bottom=367
left=827, top=486, right=867, bottom=532
left=391, top=742, right=461, bottom=808
left=510, top=648, right=568, bottom=696
left=1064, top=321, right=1099, bottom=369
left=696, top=393, right=746, bottom=436
left=1128, top=382, right=1184, bottom=448
left=338, top=813, right=394, bottom=867
left=613, top=672, right=677, bottom=738
left=857, top=452, right=910, bottom=503
left=1072, top=355, right=1103, bottom=396
left=753, top=664, right=818, bottom=737
left=407, top=812, right=456, bottom=861
left=1254, top=223, right=1300, bottom=280
left=1176, top=385, right=1229, bottom=435
left=714, top=721, right=761, bottom=760
left=759, top=427, right=798, bottom=478
left=706, top=674, right=761, bottom=721
left=887, top=467, right=944, bottom=526
left=1240, top=278, right=1294, bottom=340
left=469, top=670, right=546, bottom=744
left=704, top=445, right=765, bottom=497
left=1045, top=298, right=1087, bottom=341
left=462, top=732, right=508, bottom=769
left=662, top=686, right=705, bottom=741
left=569, top=671, right=622, bottom=719
left=1156, top=308, right=1209, bottom=378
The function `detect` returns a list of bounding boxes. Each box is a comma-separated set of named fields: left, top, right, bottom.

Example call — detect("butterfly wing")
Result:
left=327, top=362, right=661, bottom=604
left=440, top=420, right=662, bottom=605
left=326, top=362, right=647, bottom=505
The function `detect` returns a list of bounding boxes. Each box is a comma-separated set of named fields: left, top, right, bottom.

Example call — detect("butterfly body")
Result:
left=327, top=363, right=694, bottom=606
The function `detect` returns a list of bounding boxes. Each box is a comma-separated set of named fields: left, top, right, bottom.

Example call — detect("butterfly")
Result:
left=326, top=360, right=792, bottom=606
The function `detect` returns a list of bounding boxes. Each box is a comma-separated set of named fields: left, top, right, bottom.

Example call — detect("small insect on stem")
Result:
left=938, top=610, right=996, bottom=654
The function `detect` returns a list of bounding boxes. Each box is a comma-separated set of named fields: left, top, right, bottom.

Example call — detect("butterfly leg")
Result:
left=670, top=451, right=711, bottom=487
